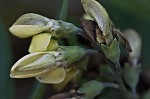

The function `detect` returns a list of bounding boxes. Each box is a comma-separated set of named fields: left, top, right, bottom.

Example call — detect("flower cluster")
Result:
left=9, top=13, right=88, bottom=85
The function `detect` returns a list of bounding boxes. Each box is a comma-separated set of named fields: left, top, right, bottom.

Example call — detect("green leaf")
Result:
left=0, top=17, right=14, bottom=99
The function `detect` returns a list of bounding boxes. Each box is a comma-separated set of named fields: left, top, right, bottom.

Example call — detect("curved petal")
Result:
left=47, top=39, right=59, bottom=51
left=13, top=13, right=50, bottom=25
left=36, top=67, right=66, bottom=84
left=10, top=52, right=55, bottom=78
left=29, top=33, right=52, bottom=53
left=9, top=25, right=50, bottom=38
left=29, top=33, right=58, bottom=53
left=53, top=67, right=80, bottom=91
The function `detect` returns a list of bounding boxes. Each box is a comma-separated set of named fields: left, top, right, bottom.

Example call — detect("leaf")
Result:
left=10, top=52, right=55, bottom=78
left=0, top=17, right=14, bottom=99
left=36, top=67, right=66, bottom=84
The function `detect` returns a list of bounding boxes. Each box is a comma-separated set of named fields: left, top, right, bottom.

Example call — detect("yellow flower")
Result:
left=10, top=46, right=87, bottom=84
left=9, top=13, right=52, bottom=38
left=9, top=13, right=81, bottom=38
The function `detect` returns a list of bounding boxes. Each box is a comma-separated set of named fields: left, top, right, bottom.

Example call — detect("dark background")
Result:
left=0, top=0, right=150, bottom=99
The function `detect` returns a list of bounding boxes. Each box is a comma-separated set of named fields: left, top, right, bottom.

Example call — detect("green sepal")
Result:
left=59, top=46, right=87, bottom=66
left=55, top=20, right=82, bottom=38
left=101, top=38, right=120, bottom=65
left=77, top=80, right=119, bottom=99
left=77, top=80, right=105, bottom=99
left=122, top=63, right=141, bottom=88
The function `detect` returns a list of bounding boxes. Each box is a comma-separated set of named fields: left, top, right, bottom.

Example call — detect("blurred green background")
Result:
left=0, top=0, right=150, bottom=99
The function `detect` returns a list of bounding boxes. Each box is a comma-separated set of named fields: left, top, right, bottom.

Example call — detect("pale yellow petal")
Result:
left=13, top=13, right=50, bottom=25
left=82, top=13, right=93, bottom=20
left=47, top=39, right=59, bottom=51
left=29, top=33, right=52, bottom=53
left=36, top=67, right=66, bottom=84
left=10, top=52, right=55, bottom=78
left=9, top=25, right=50, bottom=38
left=53, top=67, right=80, bottom=91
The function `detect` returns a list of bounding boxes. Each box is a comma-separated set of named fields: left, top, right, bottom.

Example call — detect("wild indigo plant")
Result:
left=9, top=0, right=142, bottom=99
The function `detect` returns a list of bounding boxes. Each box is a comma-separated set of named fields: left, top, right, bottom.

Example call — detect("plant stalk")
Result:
left=78, top=29, right=131, bottom=99
left=29, top=82, right=47, bottom=99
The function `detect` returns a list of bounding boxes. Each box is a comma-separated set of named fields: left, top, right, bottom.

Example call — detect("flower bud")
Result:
left=9, top=13, right=51, bottom=38
left=10, top=46, right=88, bottom=84
left=9, top=13, right=81, bottom=38
left=10, top=52, right=56, bottom=78
left=123, top=29, right=142, bottom=66
left=81, top=0, right=114, bottom=45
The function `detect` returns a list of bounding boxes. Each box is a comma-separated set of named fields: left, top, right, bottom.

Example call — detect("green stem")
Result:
left=103, top=83, right=119, bottom=89
left=29, top=82, right=47, bottom=99
left=131, top=86, right=137, bottom=99
left=59, top=0, right=69, bottom=20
